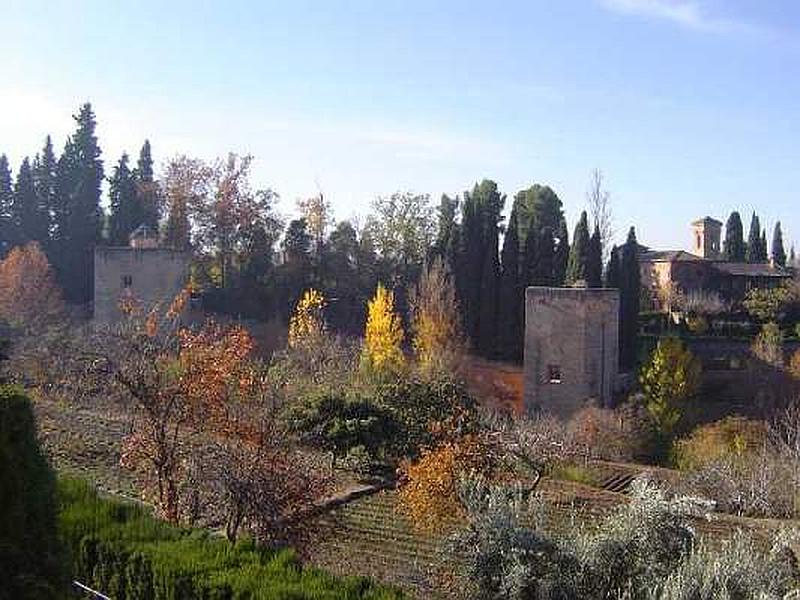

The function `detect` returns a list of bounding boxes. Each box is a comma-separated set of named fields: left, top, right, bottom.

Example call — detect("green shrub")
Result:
left=58, top=478, right=403, bottom=599
left=0, top=385, right=64, bottom=599
left=671, top=417, right=767, bottom=471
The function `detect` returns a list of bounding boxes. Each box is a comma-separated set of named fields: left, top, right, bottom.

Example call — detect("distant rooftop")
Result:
left=691, top=216, right=723, bottom=227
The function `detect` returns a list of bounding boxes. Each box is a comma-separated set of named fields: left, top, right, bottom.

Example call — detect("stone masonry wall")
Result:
left=94, top=248, right=190, bottom=323
left=523, top=287, right=619, bottom=418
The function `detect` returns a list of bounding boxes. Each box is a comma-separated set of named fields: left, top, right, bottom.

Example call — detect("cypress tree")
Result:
left=478, top=228, right=500, bottom=358
left=54, top=103, right=104, bottom=304
left=498, top=210, right=522, bottom=362
left=619, top=227, right=641, bottom=371
left=433, top=194, right=459, bottom=271
left=746, top=212, right=762, bottom=263
left=134, top=140, right=160, bottom=231
left=0, top=155, right=15, bottom=256
left=587, top=223, right=603, bottom=288
left=772, top=221, right=786, bottom=267
left=791, top=245, right=797, bottom=268
left=458, top=190, right=483, bottom=345
left=760, top=229, right=768, bottom=263
left=11, top=157, right=39, bottom=245
left=108, top=153, right=141, bottom=245
left=553, top=219, right=569, bottom=285
left=457, top=180, right=504, bottom=358
left=511, top=184, right=568, bottom=285
left=566, top=210, right=590, bottom=285
left=32, top=136, right=57, bottom=249
left=528, top=226, right=555, bottom=286
left=723, top=211, right=746, bottom=262
left=605, top=244, right=621, bottom=288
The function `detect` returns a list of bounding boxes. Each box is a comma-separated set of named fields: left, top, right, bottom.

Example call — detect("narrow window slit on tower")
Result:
left=547, top=365, right=562, bottom=384
left=122, top=275, right=133, bottom=288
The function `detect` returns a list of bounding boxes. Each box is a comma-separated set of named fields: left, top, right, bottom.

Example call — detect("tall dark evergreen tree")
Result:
left=772, top=221, right=786, bottom=267
left=760, top=229, right=768, bottom=263
left=723, top=211, right=746, bottom=262
left=0, top=155, right=13, bottom=256
left=458, top=180, right=504, bottom=358
left=566, top=211, right=590, bottom=285
left=32, top=136, right=57, bottom=248
left=11, top=157, right=41, bottom=246
left=108, top=153, right=141, bottom=245
left=433, top=193, right=460, bottom=271
left=587, top=224, right=603, bottom=288
left=527, top=226, right=555, bottom=286
left=134, top=140, right=160, bottom=231
left=605, top=244, right=621, bottom=289
left=498, top=210, right=522, bottom=361
left=746, top=212, right=762, bottom=263
left=53, top=103, right=104, bottom=304
left=619, top=227, right=641, bottom=371
left=790, top=245, right=797, bottom=268
left=553, top=219, right=569, bottom=285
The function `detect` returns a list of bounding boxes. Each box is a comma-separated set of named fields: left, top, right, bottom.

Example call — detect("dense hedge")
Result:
left=60, top=478, right=403, bottom=599
left=0, top=385, right=64, bottom=599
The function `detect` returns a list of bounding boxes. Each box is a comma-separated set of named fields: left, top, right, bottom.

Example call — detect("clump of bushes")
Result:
left=59, top=478, right=403, bottom=599
left=671, top=417, right=766, bottom=471
left=451, top=476, right=800, bottom=599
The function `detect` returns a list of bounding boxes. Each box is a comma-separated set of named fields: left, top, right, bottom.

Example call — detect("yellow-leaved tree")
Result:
left=409, top=257, right=465, bottom=373
left=288, top=288, right=326, bottom=348
left=362, top=283, right=405, bottom=374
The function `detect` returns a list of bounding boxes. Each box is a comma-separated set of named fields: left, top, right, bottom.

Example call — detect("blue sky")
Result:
left=2, top=0, right=799, bottom=251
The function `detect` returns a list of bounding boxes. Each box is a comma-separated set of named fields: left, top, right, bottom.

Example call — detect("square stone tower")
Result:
left=524, top=287, right=619, bottom=417
left=691, top=216, right=722, bottom=259
left=94, top=227, right=190, bottom=323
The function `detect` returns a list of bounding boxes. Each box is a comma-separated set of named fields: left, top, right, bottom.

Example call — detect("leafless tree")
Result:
left=586, top=168, right=614, bottom=265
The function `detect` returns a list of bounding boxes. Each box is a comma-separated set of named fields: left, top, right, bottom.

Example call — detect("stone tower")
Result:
left=94, top=227, right=190, bottom=323
left=523, top=287, right=619, bottom=417
left=691, top=216, right=722, bottom=259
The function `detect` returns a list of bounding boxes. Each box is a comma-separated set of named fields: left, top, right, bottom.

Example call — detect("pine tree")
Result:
left=772, top=221, right=786, bottom=267
left=54, top=103, right=104, bottom=304
left=11, top=157, right=39, bottom=246
left=0, top=155, right=14, bottom=257
left=134, top=140, right=160, bottom=231
left=566, top=210, right=590, bottom=285
left=108, top=153, right=141, bottom=245
left=32, top=136, right=56, bottom=248
left=587, top=223, right=603, bottom=288
left=746, top=212, right=762, bottom=263
left=619, top=228, right=641, bottom=371
left=498, top=210, right=522, bottom=361
left=723, top=211, right=746, bottom=262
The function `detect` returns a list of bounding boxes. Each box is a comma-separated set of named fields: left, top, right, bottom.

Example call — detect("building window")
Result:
left=547, top=365, right=562, bottom=384
left=122, top=275, right=133, bottom=288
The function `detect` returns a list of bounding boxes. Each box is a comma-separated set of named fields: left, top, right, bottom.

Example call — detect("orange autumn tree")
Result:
left=0, top=242, right=64, bottom=327
left=110, top=291, right=257, bottom=522
left=398, top=434, right=499, bottom=533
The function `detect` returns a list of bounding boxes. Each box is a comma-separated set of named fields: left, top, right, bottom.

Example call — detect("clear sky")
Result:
left=2, top=0, right=799, bottom=251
